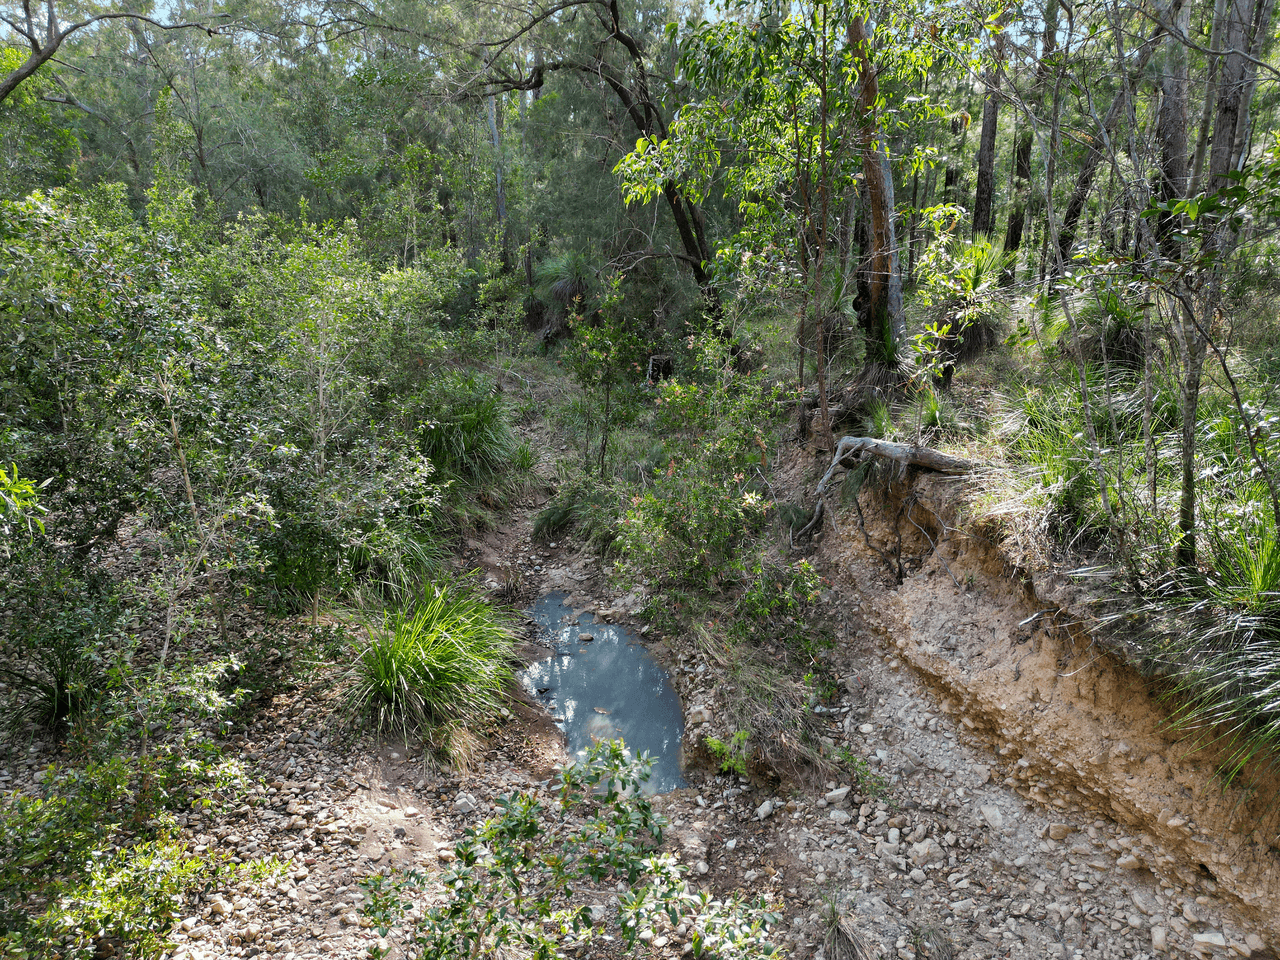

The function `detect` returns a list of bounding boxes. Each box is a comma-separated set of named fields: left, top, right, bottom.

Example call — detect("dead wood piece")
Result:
left=795, top=437, right=974, bottom=544
left=821, top=437, right=971, bottom=487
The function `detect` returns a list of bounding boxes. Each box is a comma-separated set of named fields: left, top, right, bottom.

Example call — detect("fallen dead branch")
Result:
left=795, top=437, right=974, bottom=543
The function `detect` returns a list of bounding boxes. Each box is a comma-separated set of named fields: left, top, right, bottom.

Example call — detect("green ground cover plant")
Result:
left=361, top=741, right=781, bottom=960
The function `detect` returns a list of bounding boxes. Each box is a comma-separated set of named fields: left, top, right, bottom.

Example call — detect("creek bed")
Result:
left=521, top=592, right=686, bottom=793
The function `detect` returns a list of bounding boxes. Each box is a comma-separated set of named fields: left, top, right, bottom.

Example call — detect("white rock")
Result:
left=1151, top=926, right=1168, bottom=953
left=910, top=839, right=943, bottom=866
left=980, top=805, right=1003, bottom=830
left=1193, top=931, right=1227, bottom=948
left=829, top=809, right=852, bottom=824
left=825, top=786, right=851, bottom=804
left=454, top=793, right=478, bottom=814
left=755, top=801, right=774, bottom=820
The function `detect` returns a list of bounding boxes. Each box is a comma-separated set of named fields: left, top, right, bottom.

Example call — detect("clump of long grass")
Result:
left=347, top=582, right=515, bottom=751
left=413, top=371, right=518, bottom=481
left=1005, top=382, right=1104, bottom=536
left=1104, top=508, right=1280, bottom=784
left=531, top=481, right=620, bottom=550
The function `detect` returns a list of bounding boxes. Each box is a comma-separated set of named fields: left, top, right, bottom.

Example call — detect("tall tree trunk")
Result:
left=1175, top=0, right=1275, bottom=566
left=944, top=113, right=969, bottom=210
left=972, top=36, right=1004, bottom=239
left=1228, top=0, right=1278, bottom=170
left=485, top=95, right=509, bottom=268
left=1190, top=0, right=1229, bottom=193
left=1054, top=4, right=1175, bottom=272
left=1155, top=0, right=1191, bottom=260
left=1003, top=130, right=1032, bottom=282
left=850, top=16, right=905, bottom=361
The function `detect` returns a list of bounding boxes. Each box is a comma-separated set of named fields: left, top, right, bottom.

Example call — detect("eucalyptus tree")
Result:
left=0, top=47, right=78, bottom=195
left=431, top=0, right=721, bottom=306
left=0, top=0, right=224, bottom=104
left=994, top=0, right=1278, bottom=563
left=1166, top=0, right=1277, bottom=565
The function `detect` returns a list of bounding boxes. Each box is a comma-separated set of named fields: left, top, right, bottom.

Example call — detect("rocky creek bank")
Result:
left=7, top=464, right=1278, bottom=960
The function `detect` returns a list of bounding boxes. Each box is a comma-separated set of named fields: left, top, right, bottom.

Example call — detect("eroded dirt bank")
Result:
left=813, top=466, right=1280, bottom=957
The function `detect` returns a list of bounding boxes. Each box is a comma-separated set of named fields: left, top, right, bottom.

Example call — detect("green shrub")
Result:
left=361, top=740, right=781, bottom=960
left=834, top=747, right=890, bottom=799
left=0, top=555, right=122, bottom=732
left=347, top=582, right=516, bottom=745
left=736, top=559, right=821, bottom=621
left=0, top=754, right=232, bottom=958
left=914, top=233, right=1013, bottom=361
left=618, top=470, right=769, bottom=590
left=260, top=517, right=344, bottom=615
left=705, top=731, right=751, bottom=776
left=14, top=840, right=214, bottom=960
left=0, top=761, right=131, bottom=934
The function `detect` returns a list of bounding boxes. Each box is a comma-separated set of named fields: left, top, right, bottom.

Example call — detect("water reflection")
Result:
left=522, top=592, right=686, bottom=794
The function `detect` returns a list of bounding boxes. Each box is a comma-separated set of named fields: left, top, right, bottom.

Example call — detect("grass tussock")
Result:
left=347, top=582, right=515, bottom=752
left=413, top=371, right=519, bottom=482
left=1103, top=516, right=1280, bottom=785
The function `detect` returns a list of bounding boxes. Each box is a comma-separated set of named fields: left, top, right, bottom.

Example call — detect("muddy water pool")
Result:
left=521, top=592, right=686, bottom=793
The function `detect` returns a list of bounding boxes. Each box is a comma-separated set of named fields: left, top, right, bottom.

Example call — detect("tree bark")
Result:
left=1054, top=4, right=1176, bottom=271
left=849, top=17, right=905, bottom=361
left=486, top=95, right=510, bottom=267
left=1228, top=0, right=1278, bottom=176
left=1002, top=130, right=1032, bottom=281
left=1190, top=0, right=1230, bottom=194
left=972, top=37, right=1004, bottom=239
